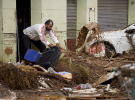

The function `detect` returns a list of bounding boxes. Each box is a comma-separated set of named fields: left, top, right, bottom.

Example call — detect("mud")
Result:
left=55, top=58, right=89, bottom=84
left=4, top=47, right=13, bottom=55
left=111, top=47, right=135, bottom=59
left=0, top=50, right=134, bottom=98
left=17, top=65, right=37, bottom=73
left=41, top=73, right=76, bottom=88
left=76, top=22, right=101, bottom=49
left=126, top=48, right=135, bottom=57
left=1, top=23, right=135, bottom=99
left=57, top=50, right=135, bottom=84
left=0, top=63, right=38, bottom=90
left=55, top=55, right=102, bottom=84
left=0, top=82, right=15, bottom=99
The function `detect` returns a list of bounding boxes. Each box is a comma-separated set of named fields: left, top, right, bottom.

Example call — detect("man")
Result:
left=21, top=19, right=64, bottom=63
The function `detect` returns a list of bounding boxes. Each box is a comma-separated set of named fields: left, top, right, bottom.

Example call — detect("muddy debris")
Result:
left=42, top=73, right=76, bottom=88
left=0, top=82, right=16, bottom=99
left=0, top=63, right=38, bottom=90
left=0, top=63, right=76, bottom=90
left=76, top=22, right=102, bottom=56
left=1, top=23, right=135, bottom=99
left=76, top=22, right=101, bottom=49
left=17, top=65, right=37, bottom=73
left=55, top=58, right=89, bottom=84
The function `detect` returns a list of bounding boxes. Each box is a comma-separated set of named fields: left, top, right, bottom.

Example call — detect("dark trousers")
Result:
left=20, top=32, right=46, bottom=60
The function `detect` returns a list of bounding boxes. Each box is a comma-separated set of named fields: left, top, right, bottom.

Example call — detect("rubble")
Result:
left=0, top=63, right=38, bottom=90
left=96, top=72, right=116, bottom=85
left=54, top=58, right=89, bottom=84
left=0, top=83, right=16, bottom=99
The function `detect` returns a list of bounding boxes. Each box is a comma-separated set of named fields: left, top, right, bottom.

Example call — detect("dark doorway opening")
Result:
left=16, top=0, right=31, bottom=62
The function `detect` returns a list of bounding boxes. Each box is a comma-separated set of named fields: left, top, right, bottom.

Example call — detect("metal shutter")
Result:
left=67, top=0, right=77, bottom=39
left=98, top=0, right=128, bottom=32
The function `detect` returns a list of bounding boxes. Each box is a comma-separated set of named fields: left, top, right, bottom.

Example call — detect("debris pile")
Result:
left=1, top=22, right=135, bottom=99
left=55, top=58, right=89, bottom=84
left=0, top=63, right=38, bottom=90
left=17, top=65, right=37, bottom=73
left=41, top=73, right=75, bottom=88
left=0, top=62, right=76, bottom=90
left=0, top=82, right=16, bottom=99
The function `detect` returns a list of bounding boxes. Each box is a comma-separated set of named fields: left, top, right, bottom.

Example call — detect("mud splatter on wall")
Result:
left=4, top=47, right=13, bottom=55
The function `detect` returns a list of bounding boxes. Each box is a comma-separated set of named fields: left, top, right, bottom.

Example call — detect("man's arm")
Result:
left=48, top=42, right=64, bottom=49
left=49, top=29, right=65, bottom=49
left=56, top=43, right=64, bottom=50
left=49, top=29, right=59, bottom=44
left=56, top=43, right=68, bottom=53
left=48, top=43, right=54, bottom=47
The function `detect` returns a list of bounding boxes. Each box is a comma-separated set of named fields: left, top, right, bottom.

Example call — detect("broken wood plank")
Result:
left=77, top=59, right=87, bottom=62
left=45, top=81, right=54, bottom=89
left=104, top=62, right=113, bottom=68
left=72, top=58, right=87, bottom=62
left=67, top=96, right=128, bottom=100
left=102, top=59, right=135, bottom=63
left=124, top=57, right=135, bottom=60
left=116, top=60, right=134, bottom=63
left=36, top=71, right=48, bottom=76
left=68, top=93, right=101, bottom=98
left=96, top=72, right=116, bottom=85
left=32, top=65, right=48, bottom=72
left=104, top=67, right=114, bottom=72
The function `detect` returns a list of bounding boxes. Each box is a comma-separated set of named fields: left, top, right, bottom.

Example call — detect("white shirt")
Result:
left=23, top=24, right=59, bottom=46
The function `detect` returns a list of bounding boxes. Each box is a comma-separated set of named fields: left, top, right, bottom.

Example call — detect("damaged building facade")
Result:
left=0, top=0, right=135, bottom=63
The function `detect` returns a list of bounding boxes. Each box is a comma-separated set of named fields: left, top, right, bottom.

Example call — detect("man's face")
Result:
left=45, top=22, right=53, bottom=31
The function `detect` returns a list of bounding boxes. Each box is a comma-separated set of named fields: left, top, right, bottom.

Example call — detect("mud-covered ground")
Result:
left=54, top=49, right=135, bottom=84
left=0, top=48, right=135, bottom=99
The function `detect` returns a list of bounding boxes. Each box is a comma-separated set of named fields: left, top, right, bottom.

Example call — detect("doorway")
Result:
left=16, top=0, right=31, bottom=61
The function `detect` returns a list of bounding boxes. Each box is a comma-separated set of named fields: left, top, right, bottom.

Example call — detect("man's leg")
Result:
left=31, top=40, right=46, bottom=52
left=20, top=32, right=31, bottom=61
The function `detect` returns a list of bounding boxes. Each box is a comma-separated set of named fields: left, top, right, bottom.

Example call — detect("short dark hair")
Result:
left=45, top=19, right=53, bottom=25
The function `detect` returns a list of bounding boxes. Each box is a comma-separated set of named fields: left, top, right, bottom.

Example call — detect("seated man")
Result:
left=20, top=19, right=64, bottom=63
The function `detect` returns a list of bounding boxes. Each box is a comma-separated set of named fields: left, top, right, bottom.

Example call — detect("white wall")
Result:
left=31, top=0, right=67, bottom=51
left=0, top=0, right=16, bottom=63
left=41, top=0, right=67, bottom=48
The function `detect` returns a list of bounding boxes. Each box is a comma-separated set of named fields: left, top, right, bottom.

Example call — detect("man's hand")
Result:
left=56, top=43, right=64, bottom=50
left=48, top=43, right=54, bottom=47
left=56, top=43, right=68, bottom=53
left=49, top=43, right=67, bottom=53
